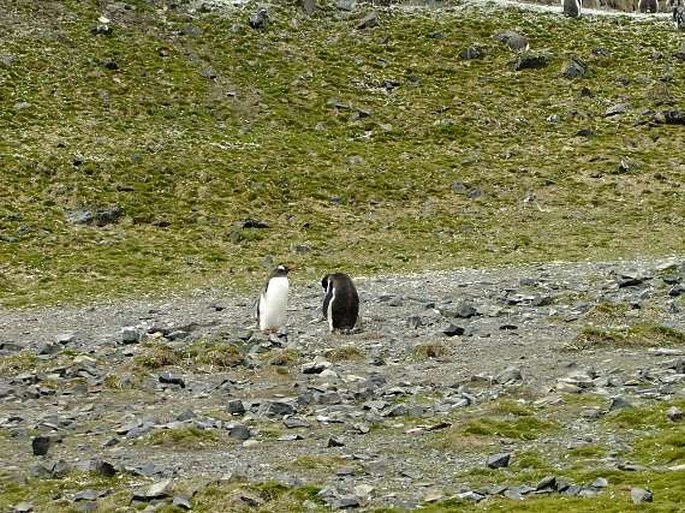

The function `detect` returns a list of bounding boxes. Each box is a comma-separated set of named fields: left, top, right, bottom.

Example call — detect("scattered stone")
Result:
left=283, top=417, right=310, bottom=429
left=609, top=396, right=633, bottom=411
left=32, top=436, right=51, bottom=456
left=261, top=400, right=295, bottom=417
left=510, top=53, right=549, bottom=71
left=73, top=489, right=98, bottom=501
left=327, top=436, right=345, bottom=447
left=494, top=31, right=529, bottom=52
left=227, top=399, right=246, bottom=415
left=172, top=496, right=193, bottom=510
left=132, top=479, right=173, bottom=502
left=496, top=367, right=522, bottom=385
left=13, top=503, right=33, bottom=513
left=667, top=406, right=683, bottom=422
left=159, top=372, right=186, bottom=388
left=93, top=458, right=117, bottom=477
left=591, top=477, right=609, bottom=488
left=407, top=315, right=423, bottom=329
left=562, top=57, right=587, bottom=79
left=120, top=326, right=141, bottom=344
left=536, top=475, right=557, bottom=491
left=336, top=0, right=357, bottom=10
left=631, top=487, right=653, bottom=505
left=228, top=424, right=251, bottom=441
left=443, top=324, right=465, bottom=337
left=357, top=11, right=379, bottom=30
left=487, top=452, right=511, bottom=469
left=459, top=45, right=484, bottom=60
left=654, top=110, right=685, bottom=125
left=302, top=357, right=332, bottom=374
left=300, top=0, right=316, bottom=15
left=605, top=103, right=629, bottom=117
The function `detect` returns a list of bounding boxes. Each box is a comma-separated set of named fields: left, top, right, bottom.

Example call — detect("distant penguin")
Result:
left=638, top=0, right=658, bottom=12
left=671, top=0, right=685, bottom=29
left=562, top=0, right=582, bottom=17
left=257, top=264, right=290, bottom=334
left=321, top=273, right=359, bottom=333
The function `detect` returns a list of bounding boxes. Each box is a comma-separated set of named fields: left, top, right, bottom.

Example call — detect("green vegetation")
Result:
left=141, top=426, right=220, bottom=448
left=1, top=2, right=684, bottom=306
left=133, top=339, right=243, bottom=370
left=412, top=340, right=451, bottom=360
left=325, top=344, right=364, bottom=361
left=0, top=471, right=134, bottom=513
left=460, top=416, right=559, bottom=441
left=0, top=351, right=37, bottom=377
left=572, top=322, right=685, bottom=350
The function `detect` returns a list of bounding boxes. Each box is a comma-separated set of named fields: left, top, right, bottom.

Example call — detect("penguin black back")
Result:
left=321, top=273, right=359, bottom=332
left=562, top=0, right=581, bottom=18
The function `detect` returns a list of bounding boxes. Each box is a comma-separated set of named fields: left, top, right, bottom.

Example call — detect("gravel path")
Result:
left=2, top=256, right=683, bottom=509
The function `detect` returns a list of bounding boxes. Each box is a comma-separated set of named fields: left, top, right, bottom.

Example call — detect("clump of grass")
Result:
left=192, top=480, right=323, bottom=513
left=187, top=341, right=244, bottom=368
left=584, top=301, right=630, bottom=323
left=292, top=455, right=351, bottom=471
left=133, top=342, right=181, bottom=370
left=264, top=348, right=300, bottom=367
left=141, top=426, right=219, bottom=448
left=487, top=398, right=535, bottom=416
left=603, top=401, right=685, bottom=431
left=0, top=351, right=37, bottom=377
left=460, top=416, right=559, bottom=441
left=0, top=472, right=134, bottom=512
left=413, top=341, right=451, bottom=360
left=571, top=322, right=685, bottom=350
left=325, top=345, right=364, bottom=362
left=567, top=444, right=609, bottom=459
left=631, top=428, right=685, bottom=465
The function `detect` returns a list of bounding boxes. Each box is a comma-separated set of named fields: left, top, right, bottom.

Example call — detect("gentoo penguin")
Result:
left=257, top=264, right=290, bottom=334
left=671, top=0, right=685, bottom=29
left=637, top=0, right=658, bottom=13
left=321, top=273, right=359, bottom=332
left=562, top=0, right=582, bottom=18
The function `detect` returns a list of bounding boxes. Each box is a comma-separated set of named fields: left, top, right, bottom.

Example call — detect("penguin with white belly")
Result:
left=321, top=273, right=359, bottom=333
left=257, top=264, right=290, bottom=334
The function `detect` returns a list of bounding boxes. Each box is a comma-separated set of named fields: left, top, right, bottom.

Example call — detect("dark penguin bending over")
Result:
left=562, top=0, right=581, bottom=17
left=671, top=0, right=685, bottom=30
left=321, top=273, right=359, bottom=332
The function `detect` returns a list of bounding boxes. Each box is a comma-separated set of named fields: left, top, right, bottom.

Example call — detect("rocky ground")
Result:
left=1, top=257, right=684, bottom=511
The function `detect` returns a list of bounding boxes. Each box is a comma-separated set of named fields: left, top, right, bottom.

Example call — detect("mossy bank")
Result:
left=1, top=0, right=683, bottom=307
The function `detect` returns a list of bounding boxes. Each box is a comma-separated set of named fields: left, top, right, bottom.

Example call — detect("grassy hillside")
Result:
left=1, top=0, right=683, bottom=306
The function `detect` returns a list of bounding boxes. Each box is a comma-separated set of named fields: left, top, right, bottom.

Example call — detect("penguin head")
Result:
left=273, top=264, right=290, bottom=277
left=321, top=274, right=331, bottom=291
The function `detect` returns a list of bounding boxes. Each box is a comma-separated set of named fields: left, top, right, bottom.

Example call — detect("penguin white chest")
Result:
left=259, top=276, right=289, bottom=331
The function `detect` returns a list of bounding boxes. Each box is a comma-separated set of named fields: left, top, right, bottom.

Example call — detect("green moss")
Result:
left=413, top=341, right=451, bottom=360
left=191, top=480, right=325, bottom=513
left=0, top=472, right=134, bottom=512
left=460, top=416, right=559, bottom=441
left=187, top=341, right=244, bottom=368
left=572, top=323, right=685, bottom=350
left=487, top=399, right=535, bottom=417
left=133, top=342, right=181, bottom=369
left=1, top=3, right=684, bottom=306
left=631, top=427, right=685, bottom=466
left=325, top=345, right=364, bottom=362
left=567, top=444, right=609, bottom=459
left=141, top=426, right=219, bottom=448
left=0, top=351, right=37, bottom=377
